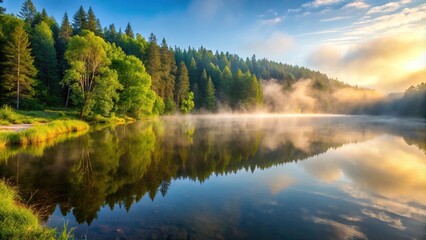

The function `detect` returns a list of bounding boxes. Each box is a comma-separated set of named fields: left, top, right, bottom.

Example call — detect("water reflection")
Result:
left=0, top=115, right=424, bottom=239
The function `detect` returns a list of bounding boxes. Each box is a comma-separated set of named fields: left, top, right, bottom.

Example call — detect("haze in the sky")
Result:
left=3, top=0, right=426, bottom=92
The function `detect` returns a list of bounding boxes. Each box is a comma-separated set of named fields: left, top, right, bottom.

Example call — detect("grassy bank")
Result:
left=0, top=120, right=89, bottom=147
left=0, top=181, right=74, bottom=240
left=0, top=105, right=79, bottom=125
left=0, top=105, right=138, bottom=147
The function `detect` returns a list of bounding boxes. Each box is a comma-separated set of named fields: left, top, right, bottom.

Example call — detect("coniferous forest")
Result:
left=0, top=0, right=424, bottom=118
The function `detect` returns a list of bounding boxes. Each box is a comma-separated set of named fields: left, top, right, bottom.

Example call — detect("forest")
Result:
left=0, top=0, right=424, bottom=119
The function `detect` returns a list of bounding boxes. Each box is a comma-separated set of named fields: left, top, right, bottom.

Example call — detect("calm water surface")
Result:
left=0, top=115, right=425, bottom=240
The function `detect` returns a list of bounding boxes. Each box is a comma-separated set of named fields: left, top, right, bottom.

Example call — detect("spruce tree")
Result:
left=96, top=19, right=103, bottom=36
left=205, top=76, right=216, bottom=111
left=59, top=12, right=73, bottom=42
left=197, top=69, right=208, bottom=108
left=58, top=12, right=73, bottom=106
left=146, top=33, right=161, bottom=97
left=18, top=0, right=37, bottom=26
left=72, top=5, right=87, bottom=34
left=188, top=57, right=197, bottom=89
left=32, top=21, right=59, bottom=105
left=105, top=24, right=117, bottom=42
left=87, top=7, right=97, bottom=33
left=125, top=22, right=134, bottom=38
left=175, top=61, right=189, bottom=107
left=160, top=38, right=176, bottom=112
left=40, top=8, right=48, bottom=22
left=2, top=24, right=37, bottom=109
left=220, top=65, right=233, bottom=101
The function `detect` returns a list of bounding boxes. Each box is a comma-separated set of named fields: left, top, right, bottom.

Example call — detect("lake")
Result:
left=0, top=115, right=425, bottom=240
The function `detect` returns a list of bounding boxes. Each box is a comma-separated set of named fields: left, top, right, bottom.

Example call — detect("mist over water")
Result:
left=261, top=79, right=385, bottom=114
left=0, top=115, right=424, bottom=240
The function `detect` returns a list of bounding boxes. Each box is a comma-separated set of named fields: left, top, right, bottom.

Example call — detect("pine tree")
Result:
left=205, top=76, right=216, bottom=111
left=18, top=0, right=37, bottom=26
left=105, top=24, right=117, bottom=42
left=87, top=7, right=97, bottom=33
left=160, top=38, right=176, bottom=112
left=125, top=22, right=134, bottom=38
left=96, top=19, right=103, bottom=36
left=175, top=61, right=189, bottom=107
left=32, top=21, right=59, bottom=105
left=188, top=57, right=197, bottom=89
left=146, top=33, right=161, bottom=97
left=59, top=12, right=72, bottom=42
left=197, top=69, right=208, bottom=108
left=2, top=24, right=37, bottom=109
left=72, top=5, right=87, bottom=34
left=220, top=65, right=232, bottom=101
left=58, top=12, right=73, bottom=106
left=248, top=74, right=262, bottom=106
left=40, top=8, right=48, bottom=22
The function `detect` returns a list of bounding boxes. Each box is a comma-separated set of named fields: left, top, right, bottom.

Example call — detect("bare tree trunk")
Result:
left=65, top=85, right=71, bottom=108
left=17, top=53, right=20, bottom=110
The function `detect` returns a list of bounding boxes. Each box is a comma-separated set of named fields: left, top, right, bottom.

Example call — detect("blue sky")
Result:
left=3, top=0, right=425, bottom=92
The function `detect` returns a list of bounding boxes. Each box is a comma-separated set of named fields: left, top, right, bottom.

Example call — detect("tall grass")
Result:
left=0, top=120, right=89, bottom=147
left=0, top=181, right=75, bottom=239
left=0, top=105, right=48, bottom=125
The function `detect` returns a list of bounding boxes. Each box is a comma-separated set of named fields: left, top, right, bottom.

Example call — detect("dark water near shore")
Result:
left=1, top=115, right=425, bottom=240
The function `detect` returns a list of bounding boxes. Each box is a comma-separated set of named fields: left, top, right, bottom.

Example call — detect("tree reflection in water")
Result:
left=0, top=115, right=424, bottom=227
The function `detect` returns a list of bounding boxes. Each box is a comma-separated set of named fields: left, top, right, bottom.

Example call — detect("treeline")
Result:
left=0, top=0, right=349, bottom=118
left=362, top=82, right=426, bottom=118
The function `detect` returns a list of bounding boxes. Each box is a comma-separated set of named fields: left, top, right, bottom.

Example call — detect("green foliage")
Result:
left=86, top=7, right=97, bottom=33
left=180, top=91, right=195, bottom=114
left=0, top=3, right=416, bottom=116
left=205, top=76, right=216, bottom=111
left=175, top=61, right=190, bottom=107
left=164, top=98, right=176, bottom=113
left=63, top=30, right=121, bottom=118
left=159, top=38, right=176, bottom=108
left=31, top=21, right=60, bottom=105
left=1, top=23, right=37, bottom=110
left=18, top=0, right=37, bottom=26
left=153, top=95, right=165, bottom=115
left=146, top=33, right=162, bottom=96
left=72, top=5, right=87, bottom=34
left=83, top=68, right=121, bottom=117
left=125, top=22, right=134, bottom=38
left=109, top=44, right=156, bottom=118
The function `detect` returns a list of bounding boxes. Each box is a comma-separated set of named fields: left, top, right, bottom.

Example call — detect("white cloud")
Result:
left=320, top=16, right=351, bottom=22
left=351, top=3, right=426, bottom=36
left=361, top=209, right=406, bottom=230
left=310, top=217, right=367, bottom=239
left=288, top=8, right=301, bottom=13
left=368, top=2, right=400, bottom=14
left=308, top=34, right=426, bottom=92
left=367, top=0, right=413, bottom=14
left=303, top=0, right=342, bottom=8
left=343, top=1, right=370, bottom=9
left=260, top=17, right=283, bottom=25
